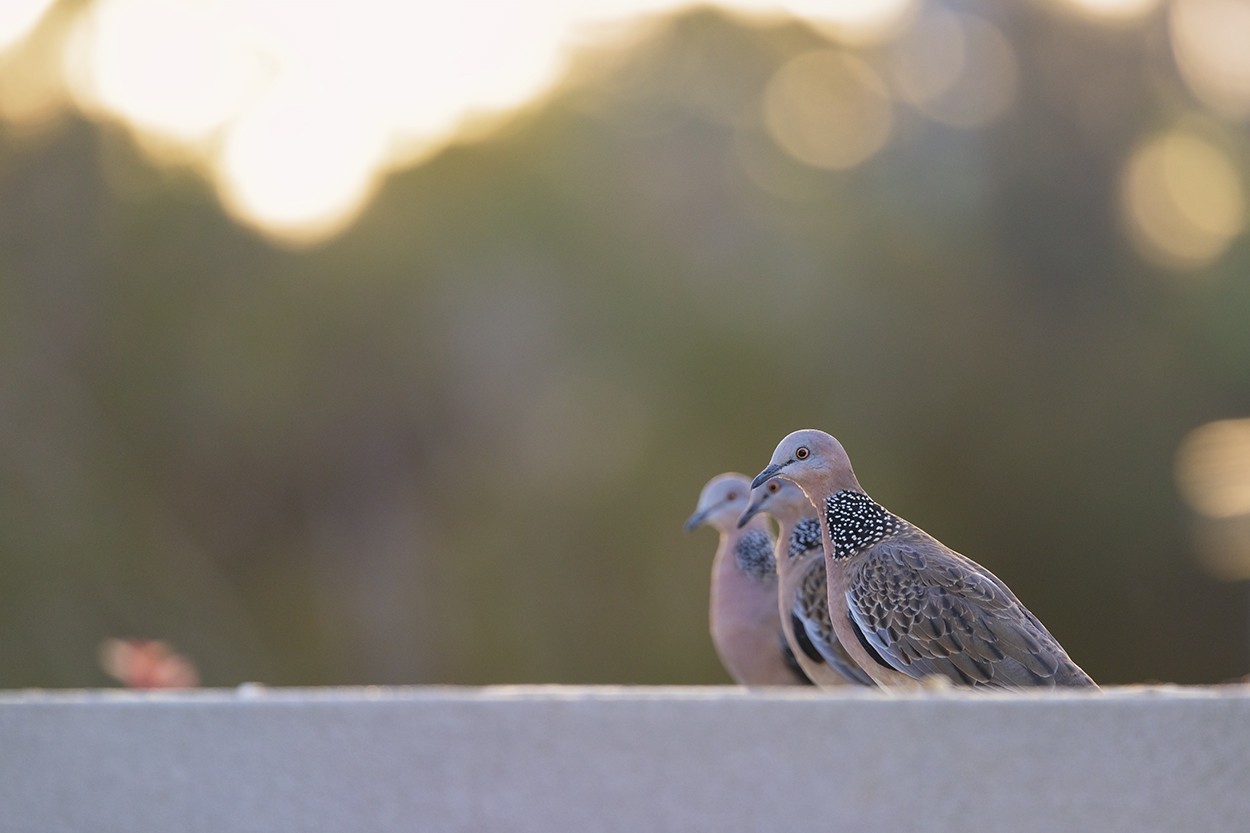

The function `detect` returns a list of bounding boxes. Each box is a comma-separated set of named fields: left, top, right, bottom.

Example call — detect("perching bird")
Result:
left=685, top=473, right=813, bottom=687
left=752, top=430, right=1097, bottom=689
left=739, top=478, right=874, bottom=688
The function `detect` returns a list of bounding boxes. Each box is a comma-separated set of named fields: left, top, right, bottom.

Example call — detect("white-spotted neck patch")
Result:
left=734, top=528, right=776, bottom=578
left=824, top=491, right=904, bottom=559
left=787, top=517, right=822, bottom=560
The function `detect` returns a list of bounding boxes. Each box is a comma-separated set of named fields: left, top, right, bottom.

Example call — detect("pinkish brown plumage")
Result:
left=739, top=477, right=873, bottom=688
left=686, top=473, right=811, bottom=687
left=753, top=430, right=1097, bottom=690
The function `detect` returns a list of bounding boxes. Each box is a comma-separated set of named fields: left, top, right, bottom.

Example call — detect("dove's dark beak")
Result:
left=737, top=491, right=768, bottom=529
left=751, top=462, right=787, bottom=490
left=683, top=508, right=711, bottom=533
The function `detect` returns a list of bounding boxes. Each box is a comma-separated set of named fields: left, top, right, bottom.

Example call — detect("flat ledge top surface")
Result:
left=3, top=684, right=1249, bottom=833
left=0, top=682, right=1242, bottom=704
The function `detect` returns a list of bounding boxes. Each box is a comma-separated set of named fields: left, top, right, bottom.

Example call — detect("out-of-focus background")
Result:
left=1, top=0, right=1248, bottom=688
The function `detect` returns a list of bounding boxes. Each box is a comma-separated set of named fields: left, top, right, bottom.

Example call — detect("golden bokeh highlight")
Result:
left=1120, top=129, right=1245, bottom=270
left=55, top=0, right=575, bottom=245
left=892, top=11, right=1017, bottom=129
left=1170, top=0, right=1250, bottom=119
left=1177, top=420, right=1250, bottom=519
left=763, top=50, right=892, bottom=170
left=64, top=0, right=260, bottom=147
left=215, top=81, right=389, bottom=246
left=1177, top=419, right=1250, bottom=581
left=0, top=0, right=54, bottom=55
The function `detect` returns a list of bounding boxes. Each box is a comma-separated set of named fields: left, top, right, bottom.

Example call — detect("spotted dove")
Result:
left=685, top=473, right=812, bottom=687
left=752, top=430, right=1097, bottom=689
left=739, top=478, right=875, bottom=688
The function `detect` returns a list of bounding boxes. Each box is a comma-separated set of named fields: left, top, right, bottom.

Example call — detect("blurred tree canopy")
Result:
left=0, top=2, right=1248, bottom=687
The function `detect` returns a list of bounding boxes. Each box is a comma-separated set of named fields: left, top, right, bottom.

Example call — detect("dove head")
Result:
left=737, top=477, right=812, bottom=528
left=684, top=473, right=755, bottom=534
left=751, top=430, right=862, bottom=502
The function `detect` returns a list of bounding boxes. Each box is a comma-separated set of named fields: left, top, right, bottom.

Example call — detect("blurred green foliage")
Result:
left=0, top=5, right=1247, bottom=687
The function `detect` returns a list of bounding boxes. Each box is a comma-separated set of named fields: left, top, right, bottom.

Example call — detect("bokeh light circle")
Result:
left=1120, top=129, right=1245, bottom=270
left=763, top=49, right=892, bottom=170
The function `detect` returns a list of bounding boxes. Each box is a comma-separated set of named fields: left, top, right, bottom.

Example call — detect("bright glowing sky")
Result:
left=1, top=0, right=1248, bottom=256
left=26, top=0, right=918, bottom=243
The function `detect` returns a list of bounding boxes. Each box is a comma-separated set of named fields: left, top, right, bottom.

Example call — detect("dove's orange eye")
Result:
left=795, top=447, right=810, bottom=460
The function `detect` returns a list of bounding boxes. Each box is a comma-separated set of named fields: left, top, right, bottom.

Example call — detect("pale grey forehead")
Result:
left=700, top=473, right=750, bottom=503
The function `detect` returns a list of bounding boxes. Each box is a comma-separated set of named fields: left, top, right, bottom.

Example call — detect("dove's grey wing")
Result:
left=792, top=559, right=875, bottom=687
left=789, top=612, right=826, bottom=666
left=845, top=533, right=1096, bottom=688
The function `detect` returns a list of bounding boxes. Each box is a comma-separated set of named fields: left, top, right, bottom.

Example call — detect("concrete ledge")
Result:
left=1, top=685, right=1247, bottom=833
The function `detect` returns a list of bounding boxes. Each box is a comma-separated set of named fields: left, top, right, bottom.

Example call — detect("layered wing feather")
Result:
left=792, top=559, right=875, bottom=686
left=845, top=530, right=1096, bottom=688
